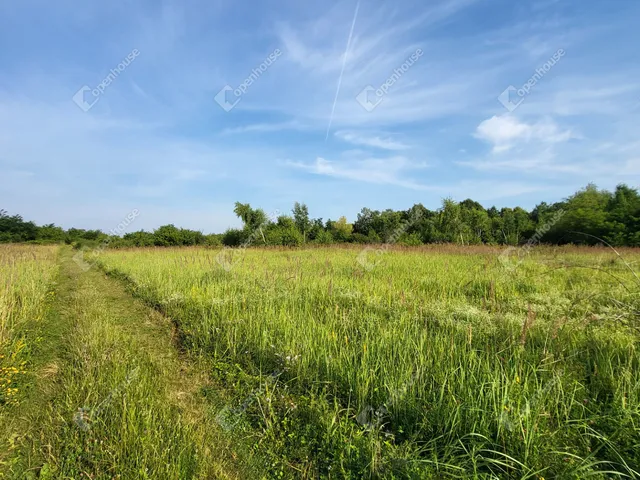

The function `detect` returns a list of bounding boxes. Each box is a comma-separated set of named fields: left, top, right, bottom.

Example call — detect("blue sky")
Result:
left=1, top=0, right=639, bottom=233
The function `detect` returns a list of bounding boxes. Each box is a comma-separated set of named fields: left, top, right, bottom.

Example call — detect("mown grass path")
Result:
left=5, top=248, right=250, bottom=479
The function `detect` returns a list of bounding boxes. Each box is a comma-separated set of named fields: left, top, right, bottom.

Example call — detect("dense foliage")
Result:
left=213, top=183, right=640, bottom=248
left=0, top=210, right=222, bottom=248
left=2, top=183, right=639, bottom=248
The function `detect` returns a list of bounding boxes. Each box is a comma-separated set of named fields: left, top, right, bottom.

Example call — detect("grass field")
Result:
left=94, top=245, right=640, bottom=478
left=1, top=244, right=639, bottom=479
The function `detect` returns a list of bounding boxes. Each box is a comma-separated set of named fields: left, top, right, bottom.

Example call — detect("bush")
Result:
left=264, top=227, right=283, bottom=246
left=222, top=228, right=246, bottom=247
left=399, top=233, right=423, bottom=246
left=314, top=230, right=333, bottom=245
left=350, top=233, right=369, bottom=244
left=123, top=231, right=156, bottom=247
left=265, top=226, right=303, bottom=246
left=280, top=226, right=303, bottom=247
left=203, top=234, right=222, bottom=247
left=367, top=230, right=381, bottom=243
left=154, top=225, right=181, bottom=246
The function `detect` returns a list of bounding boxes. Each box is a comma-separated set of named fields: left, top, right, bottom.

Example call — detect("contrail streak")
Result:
left=325, top=1, right=360, bottom=141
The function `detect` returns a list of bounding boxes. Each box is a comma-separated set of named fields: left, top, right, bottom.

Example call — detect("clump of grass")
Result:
left=519, top=304, right=536, bottom=346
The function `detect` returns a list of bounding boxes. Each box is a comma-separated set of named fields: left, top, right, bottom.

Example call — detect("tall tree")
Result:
left=233, top=202, right=269, bottom=242
left=292, top=202, right=311, bottom=242
left=556, top=184, right=611, bottom=244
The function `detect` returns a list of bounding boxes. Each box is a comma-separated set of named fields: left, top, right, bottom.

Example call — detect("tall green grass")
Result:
left=3, top=248, right=255, bottom=479
left=0, top=245, right=58, bottom=471
left=97, top=245, right=640, bottom=478
left=0, top=245, right=58, bottom=404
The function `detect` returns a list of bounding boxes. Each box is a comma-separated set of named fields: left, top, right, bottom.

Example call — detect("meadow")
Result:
left=91, top=245, right=640, bottom=479
left=0, top=243, right=638, bottom=478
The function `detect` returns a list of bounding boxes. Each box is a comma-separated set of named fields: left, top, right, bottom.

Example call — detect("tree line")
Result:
left=2, top=183, right=639, bottom=248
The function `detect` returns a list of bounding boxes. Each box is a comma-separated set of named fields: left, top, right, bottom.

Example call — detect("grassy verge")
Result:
left=0, top=245, right=59, bottom=475
left=3, top=248, right=254, bottom=479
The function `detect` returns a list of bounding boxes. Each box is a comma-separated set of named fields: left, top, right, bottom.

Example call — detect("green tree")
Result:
left=0, top=210, right=38, bottom=242
left=307, top=218, right=324, bottom=241
left=605, top=184, right=640, bottom=245
left=36, top=224, right=66, bottom=243
left=556, top=184, right=611, bottom=244
left=292, top=202, right=311, bottom=242
left=463, top=208, right=491, bottom=244
left=265, top=216, right=303, bottom=246
left=314, top=229, right=333, bottom=244
left=233, top=202, right=269, bottom=243
left=353, top=208, right=380, bottom=236
left=438, top=198, right=466, bottom=243
left=331, top=216, right=353, bottom=242
left=154, top=225, right=181, bottom=246
left=233, top=202, right=268, bottom=230
left=123, top=231, right=156, bottom=247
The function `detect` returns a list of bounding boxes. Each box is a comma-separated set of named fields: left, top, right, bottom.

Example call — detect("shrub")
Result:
left=154, top=225, right=181, bottom=246
left=222, top=228, right=246, bottom=247
left=264, top=227, right=283, bottom=246
left=314, top=230, right=333, bottom=245
left=367, top=230, right=381, bottom=243
left=399, top=232, right=423, bottom=246
left=350, top=233, right=369, bottom=244
left=280, top=226, right=303, bottom=247
left=266, top=226, right=303, bottom=246
left=203, top=234, right=222, bottom=247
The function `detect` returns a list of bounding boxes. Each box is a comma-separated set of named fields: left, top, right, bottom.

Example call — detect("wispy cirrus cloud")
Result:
left=285, top=155, right=428, bottom=190
left=220, top=120, right=311, bottom=135
left=334, top=130, right=410, bottom=150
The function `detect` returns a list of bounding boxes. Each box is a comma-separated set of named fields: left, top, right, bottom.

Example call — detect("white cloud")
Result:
left=334, top=130, right=409, bottom=150
left=285, top=155, right=428, bottom=190
left=474, top=115, right=574, bottom=153
left=220, top=120, right=310, bottom=135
